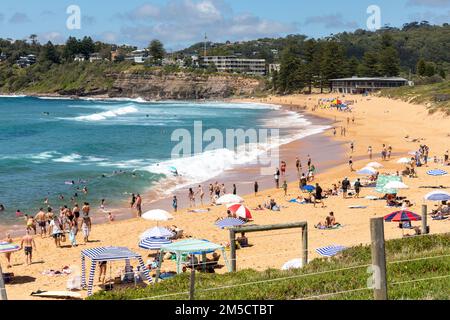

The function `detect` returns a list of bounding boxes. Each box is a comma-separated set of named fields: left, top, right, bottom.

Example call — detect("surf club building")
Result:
left=330, top=76, right=410, bottom=94
left=201, top=56, right=267, bottom=76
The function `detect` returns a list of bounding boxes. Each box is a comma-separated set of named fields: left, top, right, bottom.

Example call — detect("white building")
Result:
left=268, top=64, right=281, bottom=74
left=125, top=49, right=150, bottom=64
left=201, top=56, right=266, bottom=76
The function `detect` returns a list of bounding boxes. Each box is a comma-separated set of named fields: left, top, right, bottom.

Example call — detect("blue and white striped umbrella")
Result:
left=215, top=218, right=245, bottom=229
left=139, top=227, right=174, bottom=240
left=139, top=237, right=172, bottom=250
left=424, top=191, right=450, bottom=202
left=316, top=245, right=347, bottom=257
left=427, top=169, right=448, bottom=177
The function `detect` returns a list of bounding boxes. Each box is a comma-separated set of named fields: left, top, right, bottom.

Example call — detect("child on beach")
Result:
left=282, top=181, right=288, bottom=196
left=3, top=234, right=13, bottom=268
left=173, top=196, right=178, bottom=213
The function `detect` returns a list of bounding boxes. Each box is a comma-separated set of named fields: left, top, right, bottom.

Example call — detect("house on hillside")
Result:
left=202, top=56, right=267, bottom=76
left=74, top=54, right=86, bottom=62
left=89, top=53, right=103, bottom=63
left=330, top=76, right=411, bottom=94
left=0, top=52, right=6, bottom=62
left=16, top=54, right=36, bottom=68
left=125, top=49, right=151, bottom=64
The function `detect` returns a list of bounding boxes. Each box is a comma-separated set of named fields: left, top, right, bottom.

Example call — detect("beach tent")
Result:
left=376, top=175, right=403, bottom=194
left=81, top=247, right=152, bottom=296
left=157, top=239, right=231, bottom=274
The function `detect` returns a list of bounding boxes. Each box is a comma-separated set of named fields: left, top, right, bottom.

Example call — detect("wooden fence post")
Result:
left=230, top=230, right=236, bottom=272
left=370, top=218, right=388, bottom=300
left=302, top=224, right=308, bottom=267
left=422, top=205, right=428, bottom=235
left=189, top=255, right=196, bottom=300
left=0, top=264, right=7, bottom=300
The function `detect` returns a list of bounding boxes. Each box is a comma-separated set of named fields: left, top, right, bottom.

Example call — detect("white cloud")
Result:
left=304, top=13, right=359, bottom=29
left=117, top=0, right=297, bottom=48
left=408, top=10, right=450, bottom=24
left=39, top=32, right=64, bottom=44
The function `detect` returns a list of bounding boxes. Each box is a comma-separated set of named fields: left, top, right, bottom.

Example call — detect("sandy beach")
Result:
left=1, top=93, right=449, bottom=300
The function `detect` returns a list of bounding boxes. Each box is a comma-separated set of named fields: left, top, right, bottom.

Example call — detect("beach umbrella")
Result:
left=0, top=242, right=20, bottom=254
left=357, top=167, right=377, bottom=176
left=367, top=162, right=384, bottom=169
left=427, top=169, right=448, bottom=177
left=216, top=194, right=244, bottom=205
left=397, top=158, right=411, bottom=164
left=384, top=211, right=421, bottom=222
left=227, top=204, right=253, bottom=220
left=139, top=237, right=172, bottom=250
left=384, top=181, right=409, bottom=190
left=282, top=259, right=304, bottom=270
left=316, top=245, right=347, bottom=258
left=215, top=217, right=245, bottom=229
left=301, top=185, right=316, bottom=193
left=142, top=209, right=174, bottom=222
left=424, top=191, right=450, bottom=202
left=139, top=227, right=174, bottom=240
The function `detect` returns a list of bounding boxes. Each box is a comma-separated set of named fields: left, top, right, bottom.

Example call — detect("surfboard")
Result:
left=31, top=291, right=82, bottom=299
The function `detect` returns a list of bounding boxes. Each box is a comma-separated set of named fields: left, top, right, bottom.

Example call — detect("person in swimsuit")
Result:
left=281, top=161, right=287, bottom=176
left=73, top=203, right=80, bottom=221
left=20, top=230, right=36, bottom=266
left=134, top=195, right=142, bottom=217
left=35, top=208, right=47, bottom=238
left=130, top=193, right=136, bottom=208
left=197, top=185, right=205, bottom=206
left=172, top=196, right=178, bottom=213
left=254, top=181, right=259, bottom=197
left=188, top=188, right=195, bottom=208
left=25, top=215, right=37, bottom=235
left=82, top=203, right=91, bottom=230
left=49, top=216, right=64, bottom=248
left=80, top=215, right=91, bottom=243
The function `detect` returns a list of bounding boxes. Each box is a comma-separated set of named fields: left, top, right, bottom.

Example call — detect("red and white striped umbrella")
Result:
left=227, top=204, right=253, bottom=220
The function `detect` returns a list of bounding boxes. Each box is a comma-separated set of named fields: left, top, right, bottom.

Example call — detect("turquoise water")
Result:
left=0, top=96, right=326, bottom=229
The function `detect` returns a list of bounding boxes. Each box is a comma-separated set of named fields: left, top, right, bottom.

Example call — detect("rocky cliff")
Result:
left=106, top=72, right=265, bottom=100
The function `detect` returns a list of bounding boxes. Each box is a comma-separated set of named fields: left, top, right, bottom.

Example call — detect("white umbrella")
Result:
left=216, top=194, right=244, bottom=205
left=281, top=259, right=304, bottom=271
left=424, top=191, right=450, bottom=202
left=397, top=158, right=411, bottom=164
left=357, top=167, right=378, bottom=175
left=139, top=227, right=174, bottom=240
left=384, top=181, right=409, bottom=190
left=367, top=162, right=383, bottom=169
left=142, top=209, right=173, bottom=222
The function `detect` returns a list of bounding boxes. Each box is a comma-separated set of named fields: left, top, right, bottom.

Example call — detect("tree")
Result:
left=320, top=41, right=346, bottom=91
left=80, top=36, right=95, bottom=58
left=149, top=40, right=165, bottom=65
left=302, top=39, right=317, bottom=93
left=379, top=46, right=400, bottom=76
left=345, top=57, right=360, bottom=77
left=40, top=41, right=60, bottom=64
left=277, top=44, right=305, bottom=93
left=438, top=68, right=446, bottom=79
left=360, top=51, right=380, bottom=77
left=417, top=59, right=426, bottom=76
left=29, top=34, right=38, bottom=46
left=63, top=37, right=80, bottom=60
left=424, top=63, right=436, bottom=77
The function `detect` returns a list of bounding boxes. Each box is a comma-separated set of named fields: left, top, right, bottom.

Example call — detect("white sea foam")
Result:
left=72, top=106, right=140, bottom=122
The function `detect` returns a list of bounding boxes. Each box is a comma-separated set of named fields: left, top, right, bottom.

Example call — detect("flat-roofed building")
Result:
left=330, top=77, right=410, bottom=94
left=202, top=56, right=266, bottom=76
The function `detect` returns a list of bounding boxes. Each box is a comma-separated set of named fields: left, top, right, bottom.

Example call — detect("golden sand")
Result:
left=1, top=94, right=449, bottom=300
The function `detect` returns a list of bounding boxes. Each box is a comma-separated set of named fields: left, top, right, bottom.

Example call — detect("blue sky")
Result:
left=0, top=0, right=449, bottom=50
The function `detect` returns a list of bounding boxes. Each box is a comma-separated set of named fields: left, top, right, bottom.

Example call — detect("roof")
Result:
left=330, top=77, right=408, bottom=82
left=81, top=247, right=142, bottom=262
left=160, top=239, right=224, bottom=255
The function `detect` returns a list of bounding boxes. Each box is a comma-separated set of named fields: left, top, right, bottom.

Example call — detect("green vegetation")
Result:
left=379, top=81, right=450, bottom=115
left=89, top=233, right=450, bottom=300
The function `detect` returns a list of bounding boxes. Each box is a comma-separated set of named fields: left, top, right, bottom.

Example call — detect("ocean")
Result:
left=0, top=96, right=328, bottom=233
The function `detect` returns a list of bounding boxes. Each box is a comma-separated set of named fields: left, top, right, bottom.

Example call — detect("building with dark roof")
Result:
left=330, top=77, right=410, bottom=94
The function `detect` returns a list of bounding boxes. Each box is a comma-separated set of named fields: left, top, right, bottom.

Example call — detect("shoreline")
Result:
left=0, top=99, right=343, bottom=239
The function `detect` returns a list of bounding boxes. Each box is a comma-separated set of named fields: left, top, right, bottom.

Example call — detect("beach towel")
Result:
left=289, top=199, right=307, bottom=204
left=432, top=216, right=448, bottom=221
left=349, top=205, right=368, bottom=209
left=316, top=245, right=347, bottom=257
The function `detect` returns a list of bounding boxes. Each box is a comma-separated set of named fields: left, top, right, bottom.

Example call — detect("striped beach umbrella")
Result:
left=357, top=167, right=377, bottom=175
left=384, top=211, right=421, bottom=222
left=427, top=169, right=448, bottom=177
left=316, top=245, right=347, bottom=258
left=227, top=204, right=253, bottom=220
left=424, top=191, right=450, bottom=202
left=215, top=217, right=245, bottom=229
left=142, top=210, right=173, bottom=222
left=139, top=227, right=174, bottom=241
left=139, top=237, right=172, bottom=250
left=367, top=162, right=384, bottom=169
left=0, top=242, right=20, bottom=253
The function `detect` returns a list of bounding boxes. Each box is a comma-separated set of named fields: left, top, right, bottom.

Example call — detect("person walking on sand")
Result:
left=233, top=184, right=237, bottom=195
left=282, top=181, right=288, bottom=196
left=274, top=168, right=280, bottom=189
left=197, top=185, right=205, bottom=206
left=80, top=213, right=91, bottom=244
left=350, top=142, right=354, bottom=153
left=368, top=146, right=373, bottom=160
left=172, top=196, right=178, bottom=213
left=342, top=177, right=351, bottom=199
left=296, top=157, right=302, bottom=175
left=281, top=161, right=287, bottom=177
left=69, top=218, right=78, bottom=247
left=135, top=194, right=142, bottom=217
left=188, top=188, right=195, bottom=208
left=333, top=127, right=337, bottom=136
left=354, top=179, right=362, bottom=198
left=20, top=230, right=36, bottom=266
left=35, top=208, right=47, bottom=238
left=254, top=181, right=259, bottom=197
left=49, top=216, right=64, bottom=248
left=349, top=156, right=354, bottom=172
left=387, top=145, right=393, bottom=160
left=130, top=193, right=136, bottom=209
